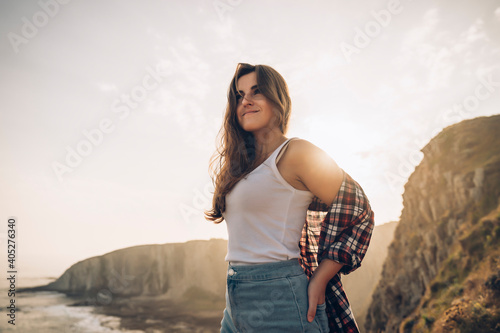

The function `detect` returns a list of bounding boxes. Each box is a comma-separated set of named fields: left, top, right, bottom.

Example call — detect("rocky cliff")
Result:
left=24, top=224, right=398, bottom=327
left=365, top=115, right=500, bottom=332
left=343, top=221, right=398, bottom=330
left=29, top=239, right=228, bottom=304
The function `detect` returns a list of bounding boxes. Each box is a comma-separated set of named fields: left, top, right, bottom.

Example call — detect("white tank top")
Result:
left=222, top=137, right=315, bottom=264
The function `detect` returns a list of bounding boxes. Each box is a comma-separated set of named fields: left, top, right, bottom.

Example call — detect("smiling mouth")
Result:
left=243, top=111, right=259, bottom=116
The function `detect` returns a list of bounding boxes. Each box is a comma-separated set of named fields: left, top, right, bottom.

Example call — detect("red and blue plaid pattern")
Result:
left=299, top=169, right=374, bottom=333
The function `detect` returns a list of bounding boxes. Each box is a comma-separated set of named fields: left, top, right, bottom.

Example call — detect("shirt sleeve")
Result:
left=317, top=170, right=375, bottom=275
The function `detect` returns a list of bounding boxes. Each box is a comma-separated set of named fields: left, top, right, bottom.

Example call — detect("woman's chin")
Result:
left=240, top=123, right=261, bottom=133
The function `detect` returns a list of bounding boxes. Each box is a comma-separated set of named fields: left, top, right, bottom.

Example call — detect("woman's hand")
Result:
left=306, top=259, right=344, bottom=322
left=307, top=275, right=327, bottom=322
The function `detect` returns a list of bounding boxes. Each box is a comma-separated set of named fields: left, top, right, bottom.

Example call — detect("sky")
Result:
left=1, top=0, right=499, bottom=278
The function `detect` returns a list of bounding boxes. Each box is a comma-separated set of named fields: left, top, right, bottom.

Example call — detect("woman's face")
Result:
left=235, top=72, right=278, bottom=134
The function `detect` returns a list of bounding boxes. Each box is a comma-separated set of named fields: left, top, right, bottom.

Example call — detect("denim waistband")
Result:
left=227, top=258, right=304, bottom=280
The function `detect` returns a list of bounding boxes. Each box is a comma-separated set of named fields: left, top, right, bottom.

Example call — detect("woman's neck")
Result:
left=254, top=132, right=288, bottom=162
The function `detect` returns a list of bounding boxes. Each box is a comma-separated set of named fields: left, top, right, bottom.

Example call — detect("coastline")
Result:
left=0, top=288, right=129, bottom=333
left=91, top=294, right=224, bottom=333
left=1, top=277, right=224, bottom=332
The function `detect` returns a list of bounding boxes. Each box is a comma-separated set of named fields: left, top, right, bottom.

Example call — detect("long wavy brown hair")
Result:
left=204, top=63, right=292, bottom=223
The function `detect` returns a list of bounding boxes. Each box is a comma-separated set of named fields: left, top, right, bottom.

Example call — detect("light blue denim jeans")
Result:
left=220, top=258, right=330, bottom=333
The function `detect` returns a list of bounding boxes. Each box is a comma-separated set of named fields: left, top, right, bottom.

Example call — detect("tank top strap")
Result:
left=223, top=135, right=314, bottom=264
left=276, top=137, right=299, bottom=164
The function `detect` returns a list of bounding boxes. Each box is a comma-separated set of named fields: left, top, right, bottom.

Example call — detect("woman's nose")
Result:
left=242, top=95, right=253, bottom=105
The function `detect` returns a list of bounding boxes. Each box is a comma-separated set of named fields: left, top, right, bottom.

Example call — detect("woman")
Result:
left=205, top=63, right=374, bottom=332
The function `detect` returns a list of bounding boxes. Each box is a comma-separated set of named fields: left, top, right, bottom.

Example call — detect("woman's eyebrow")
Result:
left=237, top=85, right=259, bottom=94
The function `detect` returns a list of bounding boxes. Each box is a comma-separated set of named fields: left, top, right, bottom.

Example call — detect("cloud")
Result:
left=141, top=36, right=216, bottom=151
left=463, top=19, right=488, bottom=43
left=146, top=25, right=164, bottom=40
left=397, top=7, right=440, bottom=65
left=396, top=9, right=495, bottom=92
left=97, top=82, right=119, bottom=92
left=396, top=7, right=457, bottom=90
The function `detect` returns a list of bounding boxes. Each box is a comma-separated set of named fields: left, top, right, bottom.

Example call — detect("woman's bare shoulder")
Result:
left=287, top=138, right=332, bottom=160
left=286, top=138, right=343, bottom=206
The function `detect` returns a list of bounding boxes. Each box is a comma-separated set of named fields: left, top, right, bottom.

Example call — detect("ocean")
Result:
left=0, top=277, right=143, bottom=333
left=0, top=277, right=222, bottom=333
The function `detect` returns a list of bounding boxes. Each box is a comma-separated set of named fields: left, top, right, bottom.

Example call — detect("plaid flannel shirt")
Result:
left=299, top=169, right=374, bottom=333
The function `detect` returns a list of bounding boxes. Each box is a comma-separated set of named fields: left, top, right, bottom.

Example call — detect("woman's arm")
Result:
left=287, top=139, right=344, bottom=208
left=306, top=258, right=344, bottom=322
left=285, top=139, right=346, bottom=321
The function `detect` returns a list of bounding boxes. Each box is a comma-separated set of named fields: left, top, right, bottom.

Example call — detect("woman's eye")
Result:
left=254, top=89, right=260, bottom=94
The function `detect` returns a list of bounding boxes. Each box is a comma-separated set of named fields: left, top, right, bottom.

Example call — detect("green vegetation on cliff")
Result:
left=366, top=115, right=500, bottom=333
left=402, top=207, right=500, bottom=333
